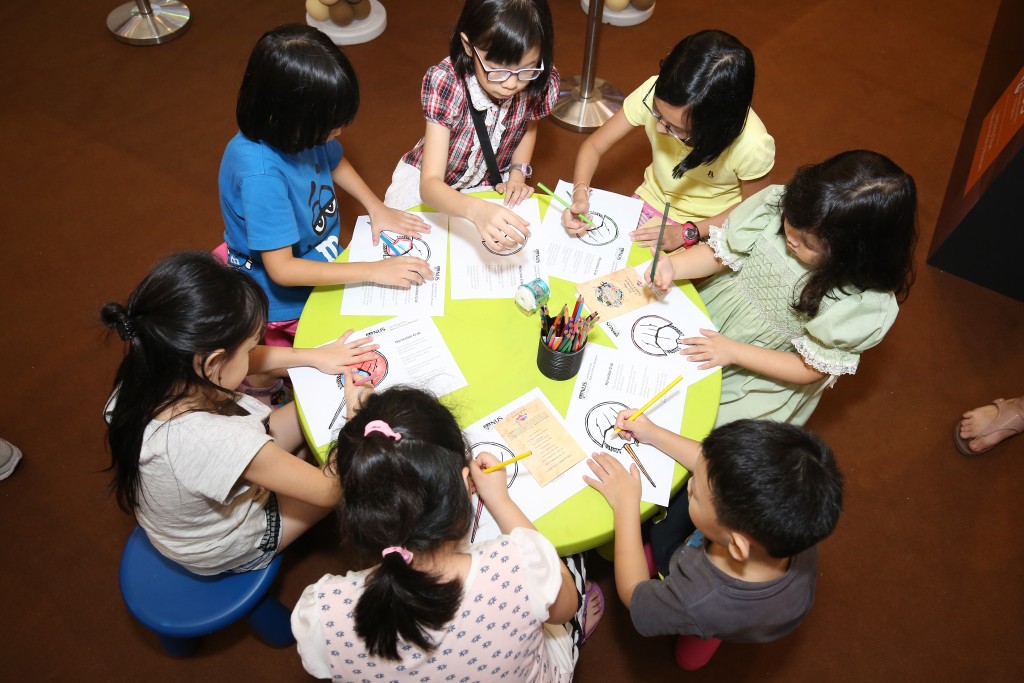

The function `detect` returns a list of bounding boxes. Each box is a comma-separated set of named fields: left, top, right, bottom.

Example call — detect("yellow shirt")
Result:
left=622, top=76, right=776, bottom=223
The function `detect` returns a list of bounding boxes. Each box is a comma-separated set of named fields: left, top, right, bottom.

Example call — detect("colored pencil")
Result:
left=649, top=201, right=671, bottom=282
left=623, top=443, right=656, bottom=488
left=614, top=375, right=684, bottom=433
left=536, top=182, right=596, bottom=228
left=379, top=231, right=400, bottom=256
left=482, top=451, right=534, bottom=474
left=470, top=496, right=485, bottom=542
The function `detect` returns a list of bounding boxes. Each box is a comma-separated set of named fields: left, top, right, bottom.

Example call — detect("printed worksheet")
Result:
left=575, top=265, right=659, bottom=321
left=539, top=179, right=640, bottom=281
left=599, top=260, right=720, bottom=385
left=565, top=345, right=687, bottom=506
left=464, top=389, right=590, bottom=543
left=449, top=197, right=547, bottom=299
left=340, top=213, right=449, bottom=317
left=288, top=317, right=467, bottom=448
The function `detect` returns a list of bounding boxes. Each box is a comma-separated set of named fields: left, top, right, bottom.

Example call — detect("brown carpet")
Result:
left=2, top=0, right=1022, bottom=680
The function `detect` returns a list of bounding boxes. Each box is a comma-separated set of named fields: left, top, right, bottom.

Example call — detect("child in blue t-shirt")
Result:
left=584, top=415, right=843, bottom=652
left=219, top=24, right=433, bottom=346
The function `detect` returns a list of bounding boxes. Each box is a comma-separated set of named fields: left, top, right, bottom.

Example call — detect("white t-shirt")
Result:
left=125, top=393, right=274, bottom=575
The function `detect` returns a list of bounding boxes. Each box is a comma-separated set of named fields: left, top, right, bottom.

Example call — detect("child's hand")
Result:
left=681, top=328, right=736, bottom=370
left=310, top=329, right=380, bottom=373
left=368, top=206, right=430, bottom=246
left=342, top=367, right=373, bottom=420
left=644, top=250, right=676, bottom=294
left=631, top=216, right=686, bottom=251
left=495, top=179, right=534, bottom=207
left=614, top=410, right=658, bottom=444
left=561, top=195, right=591, bottom=237
left=472, top=201, right=531, bottom=249
left=583, top=451, right=642, bottom=511
left=370, top=255, right=433, bottom=288
left=469, top=452, right=513, bottom=507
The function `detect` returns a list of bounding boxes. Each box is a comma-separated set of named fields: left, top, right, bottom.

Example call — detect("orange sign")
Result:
left=964, top=64, right=1024, bottom=195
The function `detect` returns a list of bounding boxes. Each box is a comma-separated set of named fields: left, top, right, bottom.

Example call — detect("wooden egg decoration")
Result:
left=306, top=0, right=331, bottom=22
left=348, top=0, right=372, bottom=21
left=605, top=0, right=631, bottom=11
left=328, top=0, right=355, bottom=25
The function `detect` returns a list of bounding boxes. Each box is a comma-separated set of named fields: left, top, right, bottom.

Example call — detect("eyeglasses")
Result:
left=471, top=45, right=544, bottom=82
left=643, top=82, right=691, bottom=145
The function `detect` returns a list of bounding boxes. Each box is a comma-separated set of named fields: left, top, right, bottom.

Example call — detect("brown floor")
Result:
left=2, top=0, right=1022, bottom=680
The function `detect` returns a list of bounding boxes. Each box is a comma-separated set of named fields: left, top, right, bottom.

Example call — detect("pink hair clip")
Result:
left=364, top=420, right=401, bottom=441
left=381, top=546, right=413, bottom=563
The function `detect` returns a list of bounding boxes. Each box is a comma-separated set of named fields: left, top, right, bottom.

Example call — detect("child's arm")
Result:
left=469, top=452, right=579, bottom=624
left=242, top=440, right=341, bottom=508
left=613, top=411, right=700, bottom=471
left=494, top=119, right=538, bottom=208
left=648, top=242, right=727, bottom=292
left=261, top=244, right=432, bottom=289
left=330, top=157, right=430, bottom=245
left=681, top=331, right=829, bottom=384
left=563, top=109, right=635, bottom=236
left=583, top=451, right=648, bottom=606
left=248, top=330, right=380, bottom=374
left=631, top=174, right=773, bottom=249
left=419, top=121, right=531, bottom=249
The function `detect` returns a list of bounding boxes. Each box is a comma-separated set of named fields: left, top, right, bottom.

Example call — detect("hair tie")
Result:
left=117, top=318, right=136, bottom=341
left=381, top=546, right=413, bottom=563
left=364, top=420, right=401, bottom=441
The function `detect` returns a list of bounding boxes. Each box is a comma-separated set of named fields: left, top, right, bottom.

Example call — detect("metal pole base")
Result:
left=550, top=76, right=624, bottom=133
left=107, top=1, right=191, bottom=46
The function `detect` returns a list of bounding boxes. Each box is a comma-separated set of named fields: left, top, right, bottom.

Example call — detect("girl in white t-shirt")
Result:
left=292, top=386, right=604, bottom=681
left=563, top=30, right=775, bottom=252
left=101, top=251, right=377, bottom=575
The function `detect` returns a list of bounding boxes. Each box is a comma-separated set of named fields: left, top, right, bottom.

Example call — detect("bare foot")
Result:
left=959, top=397, right=1024, bottom=453
left=581, top=581, right=605, bottom=642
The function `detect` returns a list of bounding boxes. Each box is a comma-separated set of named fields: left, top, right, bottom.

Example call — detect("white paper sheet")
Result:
left=289, top=317, right=467, bottom=448
left=464, top=388, right=590, bottom=544
left=564, top=345, right=687, bottom=506
left=449, top=197, right=547, bottom=299
left=539, top=179, right=641, bottom=281
left=599, top=261, right=720, bottom=386
left=339, top=213, right=449, bottom=317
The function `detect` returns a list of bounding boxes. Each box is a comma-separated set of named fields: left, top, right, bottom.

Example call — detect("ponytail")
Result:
left=333, top=387, right=472, bottom=660
left=101, top=252, right=268, bottom=513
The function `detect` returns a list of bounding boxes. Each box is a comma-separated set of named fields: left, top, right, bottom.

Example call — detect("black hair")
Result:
left=100, top=252, right=268, bottom=514
left=701, top=419, right=843, bottom=558
left=332, top=387, right=473, bottom=661
left=236, top=24, right=360, bottom=154
left=449, top=0, right=554, bottom=98
left=655, top=30, right=756, bottom=179
left=780, top=149, right=918, bottom=316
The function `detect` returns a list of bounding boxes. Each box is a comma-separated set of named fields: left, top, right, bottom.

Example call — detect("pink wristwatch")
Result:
left=681, top=221, right=701, bottom=248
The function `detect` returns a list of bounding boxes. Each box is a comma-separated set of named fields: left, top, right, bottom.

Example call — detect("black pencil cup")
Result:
left=537, top=338, right=586, bottom=381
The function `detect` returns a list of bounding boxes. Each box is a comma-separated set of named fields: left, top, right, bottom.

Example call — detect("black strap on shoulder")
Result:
left=463, top=79, right=504, bottom=188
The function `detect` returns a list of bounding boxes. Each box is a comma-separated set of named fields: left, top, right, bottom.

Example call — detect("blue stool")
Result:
left=119, top=526, right=295, bottom=656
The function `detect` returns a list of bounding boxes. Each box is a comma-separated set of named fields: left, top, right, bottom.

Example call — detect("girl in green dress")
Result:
left=649, top=150, right=917, bottom=426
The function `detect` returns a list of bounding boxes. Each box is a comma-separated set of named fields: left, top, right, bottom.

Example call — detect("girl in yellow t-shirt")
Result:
left=562, top=30, right=775, bottom=252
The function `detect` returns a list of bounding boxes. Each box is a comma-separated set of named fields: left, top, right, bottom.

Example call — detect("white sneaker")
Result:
left=0, top=438, right=22, bottom=480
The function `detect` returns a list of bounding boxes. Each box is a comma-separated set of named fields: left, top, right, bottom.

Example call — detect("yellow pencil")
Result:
left=614, top=375, right=684, bottom=433
left=482, top=451, right=534, bottom=474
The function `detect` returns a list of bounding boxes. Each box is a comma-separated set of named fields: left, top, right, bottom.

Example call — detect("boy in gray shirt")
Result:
left=584, top=418, right=842, bottom=650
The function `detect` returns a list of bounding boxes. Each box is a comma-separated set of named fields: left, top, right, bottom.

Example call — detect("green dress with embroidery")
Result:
left=697, top=185, right=898, bottom=427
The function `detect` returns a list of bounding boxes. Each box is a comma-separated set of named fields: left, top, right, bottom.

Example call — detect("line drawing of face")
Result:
left=470, top=441, right=518, bottom=488
left=632, top=315, right=683, bottom=356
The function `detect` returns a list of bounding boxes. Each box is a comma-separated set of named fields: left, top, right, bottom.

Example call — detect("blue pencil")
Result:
left=379, top=232, right=400, bottom=256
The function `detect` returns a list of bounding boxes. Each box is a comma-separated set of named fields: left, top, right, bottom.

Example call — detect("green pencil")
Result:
left=536, top=182, right=596, bottom=228
left=649, top=201, right=671, bottom=283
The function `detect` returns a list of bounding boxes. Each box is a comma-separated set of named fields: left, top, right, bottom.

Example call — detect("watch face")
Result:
left=684, top=226, right=700, bottom=242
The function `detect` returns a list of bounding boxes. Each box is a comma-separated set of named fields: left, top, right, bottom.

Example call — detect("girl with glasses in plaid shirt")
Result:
left=384, top=0, right=559, bottom=252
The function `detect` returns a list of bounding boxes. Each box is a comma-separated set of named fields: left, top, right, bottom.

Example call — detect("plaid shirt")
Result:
left=401, top=57, right=560, bottom=189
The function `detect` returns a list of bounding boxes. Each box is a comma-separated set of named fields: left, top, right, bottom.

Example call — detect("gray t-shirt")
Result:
left=130, top=394, right=274, bottom=575
left=630, top=531, right=817, bottom=643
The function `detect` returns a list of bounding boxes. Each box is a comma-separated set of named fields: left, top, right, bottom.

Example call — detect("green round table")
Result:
left=294, top=192, right=720, bottom=555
